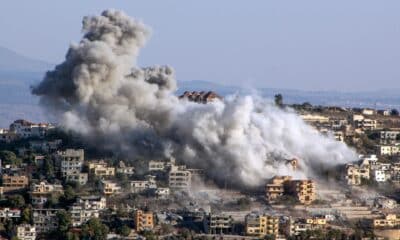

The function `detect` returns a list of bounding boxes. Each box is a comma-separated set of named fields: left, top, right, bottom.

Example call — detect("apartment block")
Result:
left=88, top=161, right=115, bottom=177
left=33, top=208, right=62, bottom=233
left=245, top=213, right=279, bottom=237
left=16, top=224, right=36, bottom=240
left=204, top=213, right=234, bottom=234
left=376, top=145, right=399, bottom=156
left=134, top=210, right=154, bottom=232
left=372, top=214, right=400, bottom=229
left=2, top=174, right=29, bottom=192
left=101, top=180, right=121, bottom=195
left=0, top=208, right=21, bottom=220
left=266, top=176, right=292, bottom=203
left=57, top=149, right=84, bottom=177
left=345, top=163, right=370, bottom=185
left=285, top=180, right=316, bottom=205
left=169, top=166, right=191, bottom=190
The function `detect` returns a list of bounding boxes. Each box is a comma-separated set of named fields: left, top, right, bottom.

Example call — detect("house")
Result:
left=362, top=108, right=375, bottom=116
left=76, top=196, right=107, bottom=210
left=204, top=213, right=233, bottom=234
left=33, top=209, right=62, bottom=233
left=169, top=165, right=191, bottom=190
left=134, top=210, right=154, bottom=232
left=345, top=163, right=370, bottom=185
left=380, top=131, right=399, bottom=145
left=88, top=161, right=115, bottom=177
left=9, top=119, right=54, bottom=139
left=285, top=180, right=316, bottom=205
left=148, top=160, right=166, bottom=171
left=0, top=208, right=21, bottom=220
left=1, top=174, right=29, bottom=193
left=283, top=217, right=325, bottom=236
left=155, top=188, right=170, bottom=198
left=69, top=204, right=100, bottom=227
left=101, top=180, right=121, bottom=195
left=372, top=214, right=400, bottom=229
left=373, top=170, right=387, bottom=183
left=376, top=145, right=399, bottom=156
left=266, top=176, right=292, bottom=203
left=130, top=176, right=157, bottom=194
left=16, top=224, right=36, bottom=240
left=245, top=213, right=279, bottom=237
left=30, top=181, right=64, bottom=205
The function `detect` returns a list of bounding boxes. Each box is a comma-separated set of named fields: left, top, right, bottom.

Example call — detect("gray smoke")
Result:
left=32, top=10, right=357, bottom=187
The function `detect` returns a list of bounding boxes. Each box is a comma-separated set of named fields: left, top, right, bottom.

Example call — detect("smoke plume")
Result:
left=32, top=10, right=357, bottom=187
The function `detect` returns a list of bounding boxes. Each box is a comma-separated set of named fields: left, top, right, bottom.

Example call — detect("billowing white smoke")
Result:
left=32, top=10, right=356, bottom=187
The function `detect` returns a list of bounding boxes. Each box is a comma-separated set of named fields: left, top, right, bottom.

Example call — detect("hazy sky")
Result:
left=1, top=1, right=400, bottom=91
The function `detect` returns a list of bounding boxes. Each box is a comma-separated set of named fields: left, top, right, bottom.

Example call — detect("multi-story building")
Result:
left=372, top=214, right=400, bottom=229
left=148, top=160, right=166, bottom=171
left=204, top=213, right=234, bottom=234
left=58, top=149, right=84, bottom=176
left=376, top=145, right=399, bottom=156
left=1, top=174, right=29, bottom=192
left=285, top=180, right=316, bottom=205
left=69, top=205, right=100, bottom=227
left=266, top=176, right=292, bottom=203
left=88, top=161, right=115, bottom=177
left=130, top=176, right=157, bottom=194
left=33, top=209, right=62, bottom=233
left=0, top=208, right=21, bottom=220
left=345, top=163, right=370, bottom=185
left=134, top=210, right=154, bottom=232
left=9, top=119, right=54, bottom=139
left=283, top=217, right=325, bottom=236
left=169, top=166, right=191, bottom=190
left=30, top=181, right=64, bottom=205
left=373, top=170, right=387, bottom=182
left=16, top=224, right=36, bottom=240
left=101, top=180, right=121, bottom=195
left=76, top=196, right=107, bottom=210
left=380, top=131, right=400, bottom=145
left=245, top=213, right=279, bottom=237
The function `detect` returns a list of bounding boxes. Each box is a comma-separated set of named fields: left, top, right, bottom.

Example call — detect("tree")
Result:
left=60, top=186, right=76, bottom=206
left=0, top=150, right=22, bottom=166
left=117, top=225, right=131, bottom=237
left=7, top=194, right=25, bottom=208
left=81, top=218, right=109, bottom=240
left=390, top=108, right=399, bottom=116
left=274, top=94, right=283, bottom=107
left=21, top=207, right=32, bottom=224
left=57, top=210, right=72, bottom=233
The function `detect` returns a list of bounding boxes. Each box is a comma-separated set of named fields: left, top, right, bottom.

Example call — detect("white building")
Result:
left=373, top=170, right=387, bottom=182
left=9, top=119, right=54, bottom=139
left=33, top=209, right=62, bottom=233
left=16, top=224, right=36, bottom=240
left=0, top=208, right=21, bottom=220
left=169, top=166, right=191, bottom=190
left=377, top=145, right=399, bottom=156
left=380, top=131, right=399, bottom=145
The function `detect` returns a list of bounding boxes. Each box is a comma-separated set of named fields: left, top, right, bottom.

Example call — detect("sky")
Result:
left=1, top=0, right=400, bottom=91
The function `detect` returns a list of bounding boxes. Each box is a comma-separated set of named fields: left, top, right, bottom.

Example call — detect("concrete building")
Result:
left=58, top=149, right=84, bottom=177
left=134, top=210, right=154, bottom=232
left=30, top=181, right=64, bottom=205
left=204, top=213, right=234, bottom=234
left=265, top=176, right=292, bottom=203
left=76, top=196, right=107, bottom=210
left=372, top=214, right=400, bottom=229
left=179, top=91, right=222, bottom=103
left=380, top=131, right=399, bottom=145
left=1, top=174, right=29, bottom=192
left=148, top=160, right=166, bottom=171
left=169, top=166, right=191, bottom=190
left=101, top=180, right=121, bottom=195
left=69, top=205, right=100, bottom=227
left=345, top=163, right=370, bottom=185
left=89, top=162, right=115, bottom=177
left=9, top=119, right=54, bottom=139
left=16, top=224, right=36, bottom=240
left=286, top=180, right=316, bottom=205
left=245, top=213, right=279, bottom=237
left=0, top=208, right=21, bottom=220
left=33, top=209, right=62, bottom=233
left=373, top=170, right=387, bottom=182
left=377, top=145, right=399, bottom=156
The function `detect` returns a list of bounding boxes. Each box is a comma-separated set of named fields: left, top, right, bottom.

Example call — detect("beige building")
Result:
left=33, top=208, right=62, bottom=233
left=345, top=163, right=370, bottom=185
left=266, top=176, right=292, bottom=203
left=1, top=175, right=29, bottom=192
left=373, top=214, right=400, bottom=229
left=16, top=224, right=36, bottom=240
left=286, top=180, right=316, bottom=205
left=101, top=180, right=121, bottom=195
left=377, top=145, right=399, bottom=156
left=88, top=161, right=115, bottom=177
left=245, top=213, right=279, bottom=237
left=30, top=181, right=64, bottom=205
left=169, top=165, right=191, bottom=190
left=204, top=214, right=234, bottom=234
left=134, top=210, right=154, bottom=232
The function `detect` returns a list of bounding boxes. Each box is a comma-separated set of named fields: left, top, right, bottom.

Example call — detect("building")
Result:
left=380, top=131, right=399, bottom=145
left=33, top=209, right=62, bottom=233
left=204, top=213, right=234, bottom=234
left=101, top=180, right=121, bottom=195
left=30, top=181, right=64, bottom=205
left=1, top=174, right=29, bottom=192
left=69, top=205, right=100, bottom=227
left=266, top=176, right=292, bottom=203
left=283, top=217, right=325, bottom=236
left=155, top=187, right=170, bottom=198
left=16, top=224, right=36, bottom=240
left=362, top=108, right=375, bottom=116
left=0, top=208, right=21, bottom=220
left=76, top=196, right=107, bottom=210
left=373, top=170, right=387, bottom=183
left=372, top=214, right=400, bottom=229
left=88, top=161, right=115, bottom=177
left=301, top=114, right=329, bottom=124
left=377, top=145, right=399, bottom=156
left=130, top=176, right=157, bottom=194
left=9, top=119, right=54, bottom=139
left=169, top=166, right=191, bottom=190
left=134, top=210, right=154, bottom=232
left=285, top=180, right=316, bottom=205
left=148, top=160, right=166, bottom=171
left=345, top=163, right=370, bottom=185
left=245, top=213, right=279, bottom=237
left=58, top=149, right=84, bottom=177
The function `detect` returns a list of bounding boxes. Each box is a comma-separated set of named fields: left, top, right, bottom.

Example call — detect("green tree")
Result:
left=0, top=150, right=22, bottom=166
left=21, top=207, right=32, bottom=224
left=60, top=186, right=76, bottom=206
left=117, top=225, right=131, bottom=237
left=57, top=210, right=72, bottom=233
left=7, top=194, right=25, bottom=208
left=81, top=218, right=109, bottom=240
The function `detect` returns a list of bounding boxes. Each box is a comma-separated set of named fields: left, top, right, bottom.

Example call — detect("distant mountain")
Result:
left=0, top=46, right=52, bottom=127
